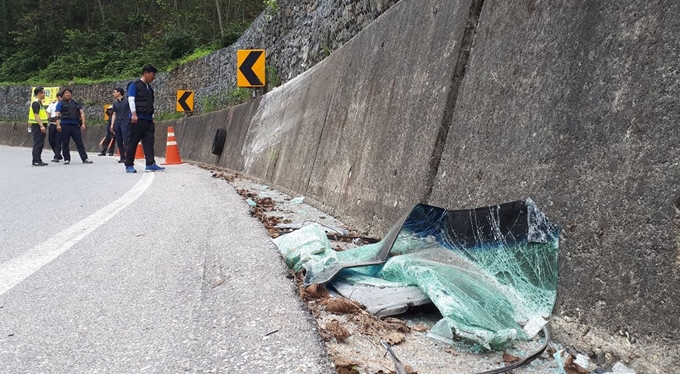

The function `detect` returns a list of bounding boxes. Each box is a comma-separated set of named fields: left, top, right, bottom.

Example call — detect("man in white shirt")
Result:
left=46, top=91, right=63, bottom=162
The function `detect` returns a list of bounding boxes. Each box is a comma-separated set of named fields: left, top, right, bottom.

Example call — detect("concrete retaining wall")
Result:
left=173, top=0, right=474, bottom=231
left=174, top=98, right=261, bottom=173
left=0, top=122, right=168, bottom=161
left=0, top=122, right=107, bottom=154
left=428, top=0, right=680, bottom=369
left=185, top=0, right=477, bottom=235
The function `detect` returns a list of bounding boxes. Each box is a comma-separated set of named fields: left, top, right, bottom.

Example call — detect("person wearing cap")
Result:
left=46, top=91, right=64, bottom=162
left=98, top=106, right=116, bottom=156
left=28, top=87, right=48, bottom=166
left=110, top=87, right=130, bottom=163
left=125, top=64, right=164, bottom=173
left=55, top=88, right=93, bottom=165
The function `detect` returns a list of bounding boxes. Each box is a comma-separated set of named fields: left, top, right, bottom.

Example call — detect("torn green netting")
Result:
left=273, top=198, right=560, bottom=349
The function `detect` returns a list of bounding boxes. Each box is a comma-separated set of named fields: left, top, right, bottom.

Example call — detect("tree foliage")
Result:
left=0, top=0, right=265, bottom=83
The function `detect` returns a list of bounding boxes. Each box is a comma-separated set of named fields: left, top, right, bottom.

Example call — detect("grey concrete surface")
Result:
left=173, top=0, right=477, bottom=236
left=428, top=0, right=680, bottom=371
left=0, top=146, right=333, bottom=374
left=0, top=147, right=139, bottom=264
left=1, top=122, right=169, bottom=160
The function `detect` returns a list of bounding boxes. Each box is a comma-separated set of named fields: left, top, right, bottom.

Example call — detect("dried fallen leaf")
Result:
left=564, top=354, right=590, bottom=374
left=384, top=331, right=405, bottom=345
left=444, top=348, right=459, bottom=356
left=411, top=323, right=430, bottom=332
left=257, top=197, right=275, bottom=211
left=304, top=284, right=330, bottom=300
left=382, top=317, right=410, bottom=333
left=404, top=365, right=418, bottom=374
left=503, top=352, right=521, bottom=364
left=332, top=356, right=361, bottom=374
left=321, top=297, right=362, bottom=314
left=322, top=320, right=350, bottom=341
left=546, top=344, right=557, bottom=357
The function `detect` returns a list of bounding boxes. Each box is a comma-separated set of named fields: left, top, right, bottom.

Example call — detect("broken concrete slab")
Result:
left=330, top=274, right=431, bottom=317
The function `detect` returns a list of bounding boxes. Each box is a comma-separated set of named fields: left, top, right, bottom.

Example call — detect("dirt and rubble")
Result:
left=196, top=163, right=636, bottom=374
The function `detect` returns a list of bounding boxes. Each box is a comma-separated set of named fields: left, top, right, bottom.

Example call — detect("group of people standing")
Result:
left=29, top=88, right=90, bottom=165
left=28, top=64, right=165, bottom=173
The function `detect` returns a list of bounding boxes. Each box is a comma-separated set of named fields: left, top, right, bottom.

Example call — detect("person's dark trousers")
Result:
left=108, top=135, right=116, bottom=154
left=125, top=119, right=155, bottom=167
left=31, top=124, right=46, bottom=163
left=114, top=122, right=130, bottom=160
left=101, top=127, right=115, bottom=154
left=61, top=124, right=89, bottom=162
left=48, top=123, right=62, bottom=160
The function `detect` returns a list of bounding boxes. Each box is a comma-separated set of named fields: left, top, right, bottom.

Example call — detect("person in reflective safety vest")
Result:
left=28, top=87, right=48, bottom=166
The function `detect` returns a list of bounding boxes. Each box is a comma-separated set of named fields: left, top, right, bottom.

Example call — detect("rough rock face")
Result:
left=0, top=0, right=400, bottom=121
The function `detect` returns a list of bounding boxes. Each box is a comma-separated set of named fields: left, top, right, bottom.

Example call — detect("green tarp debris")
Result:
left=273, top=198, right=560, bottom=349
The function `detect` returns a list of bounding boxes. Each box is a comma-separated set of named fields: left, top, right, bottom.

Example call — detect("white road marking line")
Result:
left=0, top=172, right=155, bottom=296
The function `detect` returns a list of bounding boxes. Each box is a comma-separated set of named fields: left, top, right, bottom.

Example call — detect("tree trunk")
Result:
left=96, top=0, right=105, bottom=25
left=224, top=0, right=232, bottom=26
left=215, top=0, right=225, bottom=37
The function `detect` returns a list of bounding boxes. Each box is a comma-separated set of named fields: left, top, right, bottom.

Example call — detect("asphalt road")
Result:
left=0, top=146, right=333, bottom=374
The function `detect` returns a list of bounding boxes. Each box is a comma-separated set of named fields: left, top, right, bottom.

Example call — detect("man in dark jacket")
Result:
left=125, top=64, right=164, bottom=173
left=55, top=89, right=93, bottom=165
left=111, top=87, right=130, bottom=163
left=98, top=107, right=116, bottom=156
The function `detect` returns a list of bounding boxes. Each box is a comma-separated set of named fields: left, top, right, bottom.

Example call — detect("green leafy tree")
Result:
left=0, top=0, right=266, bottom=83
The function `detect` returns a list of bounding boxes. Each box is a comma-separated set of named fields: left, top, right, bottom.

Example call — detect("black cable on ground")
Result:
left=476, top=326, right=551, bottom=374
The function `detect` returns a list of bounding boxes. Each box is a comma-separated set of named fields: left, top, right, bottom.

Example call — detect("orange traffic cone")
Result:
left=134, top=143, right=145, bottom=159
left=161, top=126, right=183, bottom=165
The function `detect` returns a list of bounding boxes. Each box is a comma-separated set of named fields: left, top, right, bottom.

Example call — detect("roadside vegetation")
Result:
left=0, top=0, right=266, bottom=85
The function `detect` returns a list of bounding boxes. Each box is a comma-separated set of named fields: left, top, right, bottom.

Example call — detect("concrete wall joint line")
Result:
left=265, top=88, right=293, bottom=181
left=422, top=0, right=486, bottom=204
left=303, top=78, right=340, bottom=197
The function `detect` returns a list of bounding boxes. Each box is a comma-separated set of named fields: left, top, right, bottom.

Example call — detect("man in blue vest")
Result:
left=55, top=89, right=93, bottom=165
left=28, top=87, right=48, bottom=166
left=125, top=64, right=165, bottom=173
